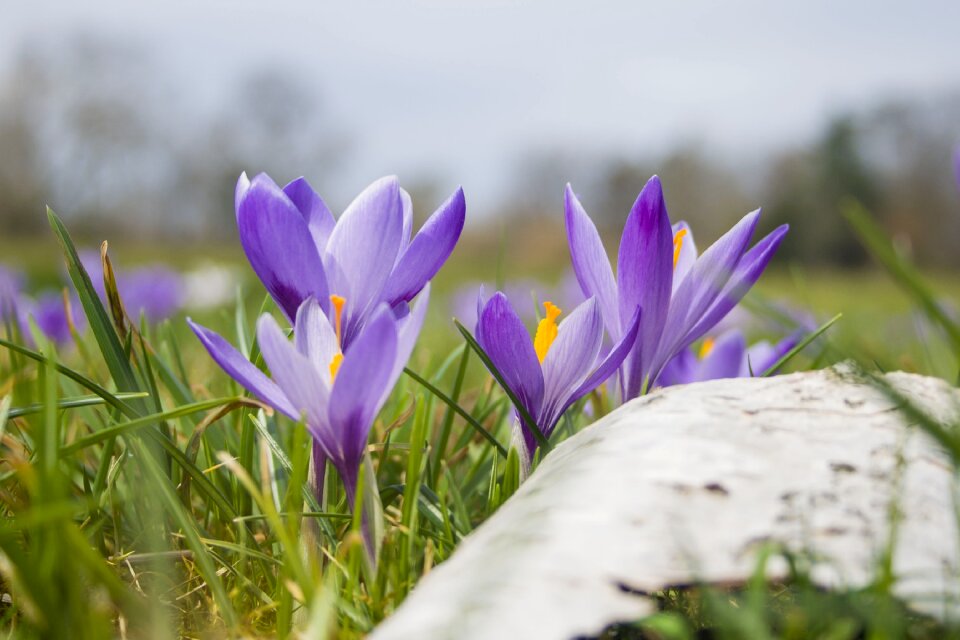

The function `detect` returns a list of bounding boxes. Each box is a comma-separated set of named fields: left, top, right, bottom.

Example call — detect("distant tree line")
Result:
left=0, top=35, right=347, bottom=240
left=1, top=35, right=958, bottom=268
left=508, top=96, right=960, bottom=269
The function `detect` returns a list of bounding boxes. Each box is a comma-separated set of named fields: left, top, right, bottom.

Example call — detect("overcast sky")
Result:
left=3, top=0, right=959, bottom=214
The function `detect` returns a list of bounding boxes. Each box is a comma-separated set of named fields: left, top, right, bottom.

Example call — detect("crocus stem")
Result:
left=509, top=417, right=533, bottom=481
left=311, top=442, right=327, bottom=510
left=342, top=462, right=377, bottom=566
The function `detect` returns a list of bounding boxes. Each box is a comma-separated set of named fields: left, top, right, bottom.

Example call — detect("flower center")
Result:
left=672, top=228, right=688, bottom=270
left=329, top=294, right=346, bottom=382
left=533, top=301, right=562, bottom=363
left=699, top=337, right=715, bottom=359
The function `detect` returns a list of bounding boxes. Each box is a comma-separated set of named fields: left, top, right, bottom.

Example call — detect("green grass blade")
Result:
left=130, top=438, right=240, bottom=628
left=60, top=397, right=247, bottom=456
left=47, top=207, right=143, bottom=395
left=431, top=345, right=470, bottom=486
left=9, top=392, right=149, bottom=419
left=403, top=366, right=507, bottom=458
left=760, top=313, right=842, bottom=377
left=845, top=202, right=960, bottom=356
left=0, top=337, right=140, bottom=418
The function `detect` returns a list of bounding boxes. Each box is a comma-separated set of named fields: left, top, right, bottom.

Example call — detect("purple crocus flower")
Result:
left=657, top=330, right=801, bottom=387
left=236, top=173, right=464, bottom=347
left=475, top=291, right=640, bottom=468
left=565, top=175, right=789, bottom=399
left=187, top=286, right=428, bottom=551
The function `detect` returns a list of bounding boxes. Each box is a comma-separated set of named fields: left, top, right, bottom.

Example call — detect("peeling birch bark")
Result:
left=371, top=365, right=960, bottom=640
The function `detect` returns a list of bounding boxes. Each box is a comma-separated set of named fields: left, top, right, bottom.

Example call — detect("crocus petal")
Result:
left=382, top=187, right=466, bottom=307
left=294, top=297, right=339, bottom=383
left=564, top=184, right=620, bottom=339
left=257, top=313, right=330, bottom=437
left=473, top=284, right=487, bottom=342
left=617, top=176, right=674, bottom=397
left=477, top=292, right=545, bottom=420
left=382, top=284, right=429, bottom=405
left=188, top=318, right=299, bottom=421
left=617, top=176, right=674, bottom=351
left=329, top=308, right=399, bottom=471
left=672, top=221, right=698, bottom=293
left=685, top=223, right=790, bottom=344
left=651, top=208, right=762, bottom=380
left=235, top=172, right=251, bottom=220
left=238, top=174, right=330, bottom=322
left=398, top=188, right=414, bottom=257
left=323, top=176, right=404, bottom=344
left=539, top=297, right=603, bottom=431
left=283, top=177, right=336, bottom=255
left=563, top=305, right=641, bottom=413
left=694, top=331, right=746, bottom=382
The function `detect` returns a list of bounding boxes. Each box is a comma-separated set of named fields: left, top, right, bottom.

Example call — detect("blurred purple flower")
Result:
left=6, top=290, right=86, bottom=347
left=236, top=173, right=464, bottom=347
left=657, top=330, right=801, bottom=387
left=80, top=251, right=184, bottom=323
left=475, top=291, right=640, bottom=467
left=565, top=175, right=788, bottom=399
left=954, top=144, right=960, bottom=192
left=0, top=266, right=24, bottom=321
left=0, top=265, right=86, bottom=347
left=450, top=272, right=584, bottom=329
left=119, top=268, right=184, bottom=323
left=188, top=287, right=428, bottom=554
left=27, top=292, right=85, bottom=346
left=450, top=278, right=546, bottom=328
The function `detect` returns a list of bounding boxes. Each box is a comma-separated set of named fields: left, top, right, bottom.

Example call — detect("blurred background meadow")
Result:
left=1, top=1, right=960, bottom=638
left=2, top=2, right=959, bottom=317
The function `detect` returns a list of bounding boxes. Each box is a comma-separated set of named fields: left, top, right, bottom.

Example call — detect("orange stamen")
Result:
left=330, top=294, right=346, bottom=347
left=699, top=337, right=715, bottom=359
left=533, top=301, right=562, bottom=363
left=672, top=228, right=688, bottom=269
left=329, top=353, right=344, bottom=381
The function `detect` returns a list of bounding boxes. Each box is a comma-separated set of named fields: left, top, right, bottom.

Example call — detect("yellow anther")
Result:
left=699, top=337, right=715, bottom=359
left=672, top=228, right=688, bottom=270
left=533, top=301, right=562, bottom=363
left=330, top=294, right=346, bottom=346
left=329, top=352, right=344, bottom=382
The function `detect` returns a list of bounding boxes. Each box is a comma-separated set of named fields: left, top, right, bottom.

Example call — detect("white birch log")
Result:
left=371, top=365, right=960, bottom=640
